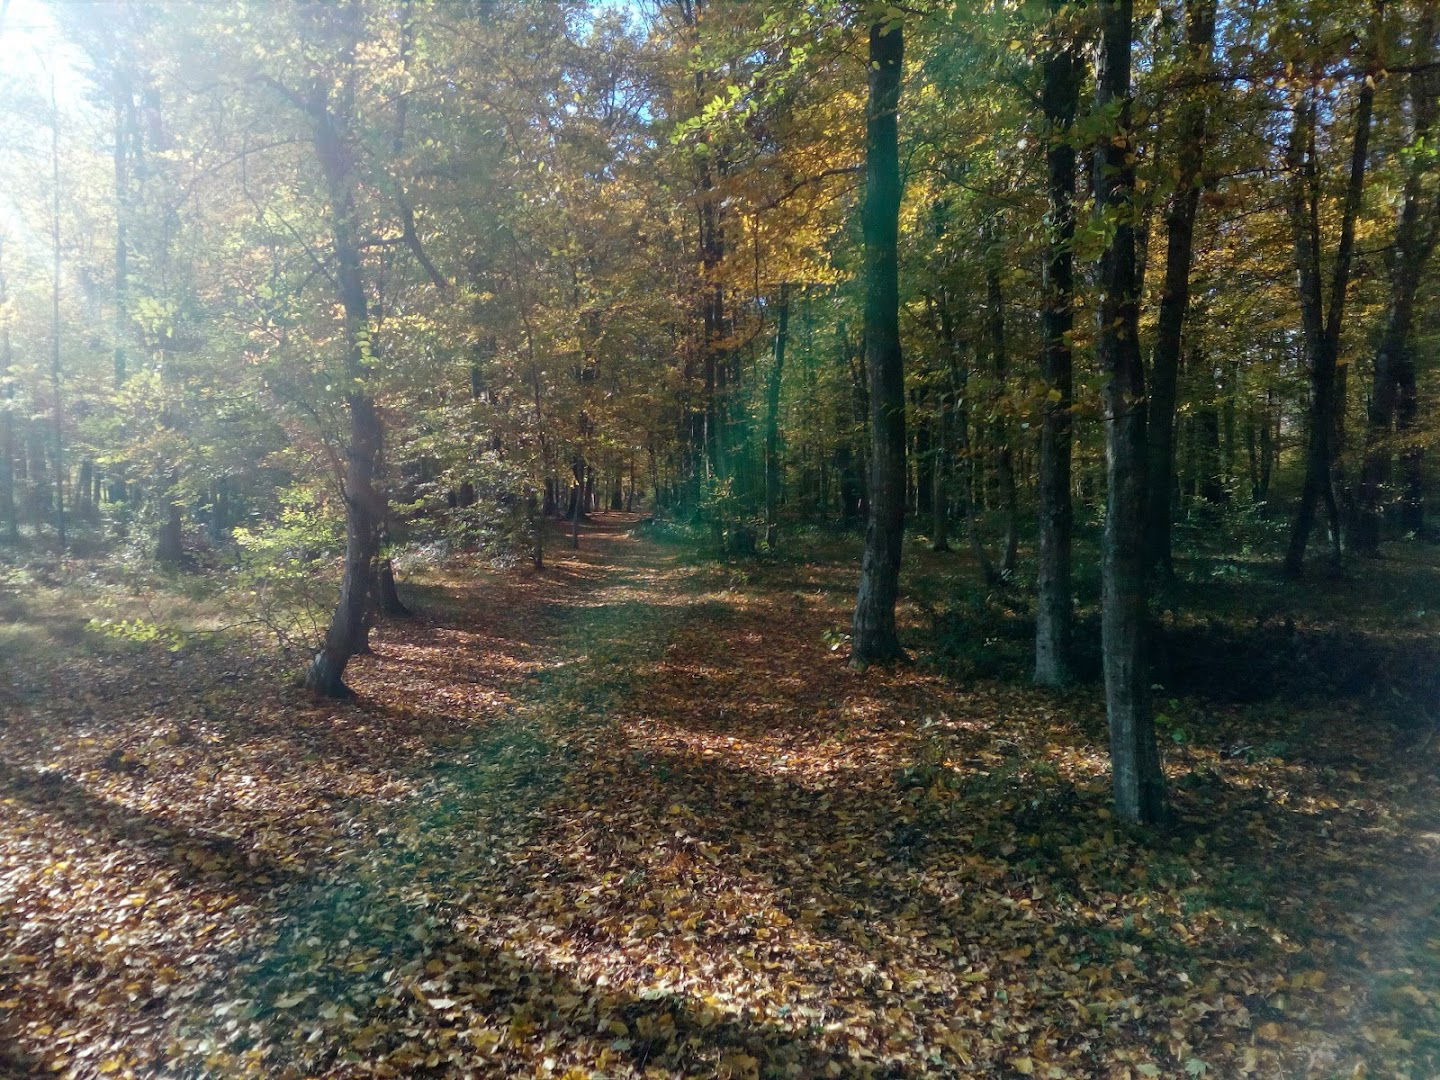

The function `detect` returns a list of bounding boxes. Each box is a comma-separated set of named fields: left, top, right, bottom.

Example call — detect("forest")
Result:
left=1, top=0, right=1439, bottom=1075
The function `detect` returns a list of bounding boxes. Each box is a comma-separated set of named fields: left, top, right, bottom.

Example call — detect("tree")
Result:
left=1357, top=8, right=1438, bottom=551
left=1034, top=0, right=1081, bottom=688
left=851, top=9, right=906, bottom=666
left=1282, top=10, right=1377, bottom=575
left=1144, top=0, right=1216, bottom=579
left=1095, top=0, right=1166, bottom=825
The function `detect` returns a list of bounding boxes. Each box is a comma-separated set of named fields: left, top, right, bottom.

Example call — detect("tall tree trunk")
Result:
left=1284, top=52, right=1374, bottom=575
left=851, top=13, right=906, bottom=666
left=985, top=222, right=1019, bottom=577
left=1035, top=0, right=1080, bottom=687
left=1145, top=0, right=1216, bottom=578
left=931, top=396, right=950, bottom=553
left=0, top=236, right=16, bottom=544
left=301, top=42, right=384, bottom=698
left=1096, top=0, right=1166, bottom=826
left=49, top=73, right=66, bottom=549
left=1357, top=17, right=1436, bottom=552
left=765, top=283, right=790, bottom=550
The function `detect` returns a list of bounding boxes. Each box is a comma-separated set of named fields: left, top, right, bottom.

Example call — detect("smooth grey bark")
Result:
left=1095, top=0, right=1166, bottom=826
left=1034, top=0, right=1080, bottom=687
left=851, top=14, right=907, bottom=666
left=1144, top=0, right=1215, bottom=579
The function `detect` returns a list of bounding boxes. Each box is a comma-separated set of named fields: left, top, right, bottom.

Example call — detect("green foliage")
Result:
left=231, top=487, right=342, bottom=657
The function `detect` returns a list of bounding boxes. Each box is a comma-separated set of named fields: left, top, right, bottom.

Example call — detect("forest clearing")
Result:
left=3, top=0, right=1440, bottom=1075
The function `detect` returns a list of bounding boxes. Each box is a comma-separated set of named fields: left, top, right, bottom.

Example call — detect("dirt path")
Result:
left=4, top=518, right=1440, bottom=1078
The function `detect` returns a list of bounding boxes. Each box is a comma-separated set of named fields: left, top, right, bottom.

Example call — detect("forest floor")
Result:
left=4, top=513, right=1440, bottom=1079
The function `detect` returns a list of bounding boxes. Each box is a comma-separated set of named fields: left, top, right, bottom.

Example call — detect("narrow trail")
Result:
left=4, top=516, right=1440, bottom=1077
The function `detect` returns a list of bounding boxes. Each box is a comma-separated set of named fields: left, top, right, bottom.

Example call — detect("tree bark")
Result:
left=49, top=73, right=66, bottom=549
left=764, top=283, right=790, bottom=550
left=1095, top=0, right=1166, bottom=826
left=1284, top=54, right=1374, bottom=575
left=985, top=222, right=1019, bottom=577
left=0, top=236, right=16, bottom=544
left=1357, top=18, right=1436, bottom=552
left=851, top=14, right=907, bottom=666
left=301, top=23, right=385, bottom=699
left=1035, top=0, right=1080, bottom=687
left=1144, top=0, right=1215, bottom=578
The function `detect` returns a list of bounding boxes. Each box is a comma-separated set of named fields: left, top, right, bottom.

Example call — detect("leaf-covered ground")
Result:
left=4, top=515, right=1440, bottom=1078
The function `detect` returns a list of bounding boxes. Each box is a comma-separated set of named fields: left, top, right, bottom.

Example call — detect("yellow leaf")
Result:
left=1010, top=1056, right=1035, bottom=1075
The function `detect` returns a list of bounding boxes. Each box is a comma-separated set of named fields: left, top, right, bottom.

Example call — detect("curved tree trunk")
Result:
left=300, top=23, right=384, bottom=699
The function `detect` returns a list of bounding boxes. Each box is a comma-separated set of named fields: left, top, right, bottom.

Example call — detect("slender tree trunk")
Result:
left=1035, top=0, right=1080, bottom=687
left=931, top=395, right=950, bottom=552
left=302, top=43, right=384, bottom=698
left=765, top=283, right=790, bottom=550
left=529, top=491, right=544, bottom=569
left=985, top=223, right=1019, bottom=577
left=851, top=14, right=907, bottom=666
left=1145, top=0, right=1215, bottom=578
left=0, top=236, right=16, bottom=544
left=1357, top=18, right=1436, bottom=552
left=49, top=73, right=66, bottom=549
left=1096, top=0, right=1166, bottom=826
left=1284, top=55, right=1374, bottom=574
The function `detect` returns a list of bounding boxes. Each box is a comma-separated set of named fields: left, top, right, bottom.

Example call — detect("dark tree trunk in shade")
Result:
left=301, top=24, right=385, bottom=699
left=765, top=284, right=790, bottom=550
left=156, top=498, right=184, bottom=566
left=931, top=395, right=951, bottom=553
left=1095, top=0, right=1166, bottom=826
left=1035, top=0, right=1080, bottom=687
left=1144, top=0, right=1215, bottom=578
left=1284, top=44, right=1374, bottom=575
left=984, top=223, right=1019, bottom=577
left=850, top=15, right=906, bottom=666
left=1357, top=16, right=1436, bottom=552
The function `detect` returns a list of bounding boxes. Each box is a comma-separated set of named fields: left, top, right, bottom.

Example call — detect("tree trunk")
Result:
left=302, top=42, right=384, bottom=699
left=1145, top=0, right=1215, bottom=578
left=1284, top=52, right=1374, bottom=575
left=851, top=14, right=907, bottom=666
left=1034, top=0, right=1080, bottom=687
left=0, top=237, right=16, bottom=544
left=931, top=399, right=950, bottom=553
left=49, top=73, right=66, bottom=549
left=765, top=283, right=790, bottom=550
left=1357, top=17, right=1436, bottom=552
left=156, top=501, right=184, bottom=565
left=1096, top=0, right=1166, bottom=826
left=985, top=222, right=1019, bottom=578
left=529, top=491, right=544, bottom=569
